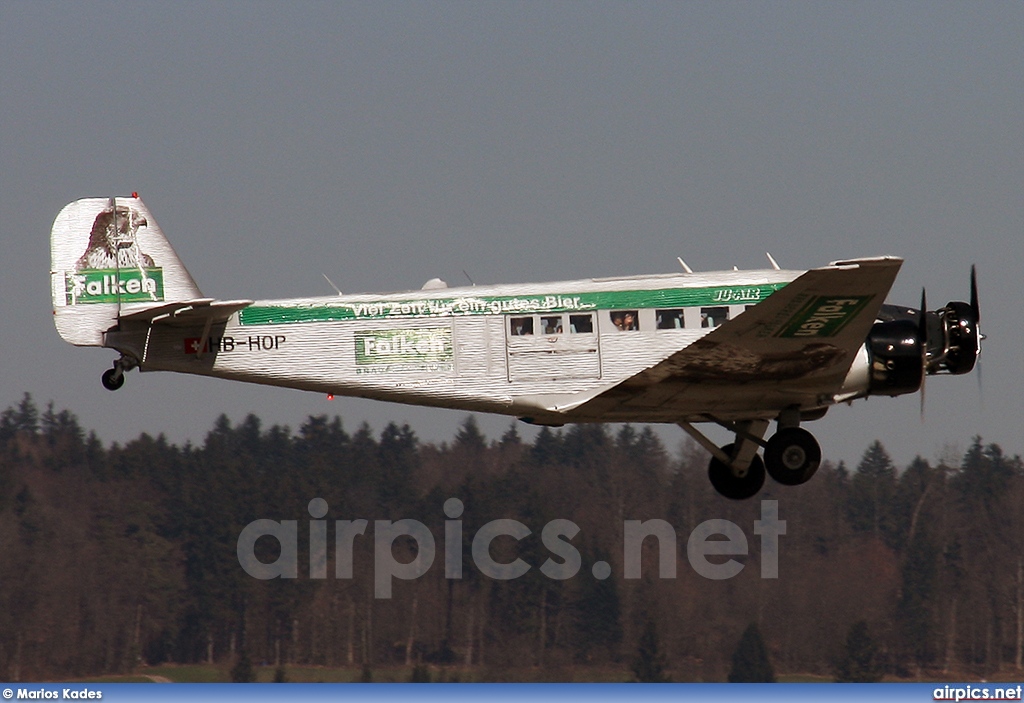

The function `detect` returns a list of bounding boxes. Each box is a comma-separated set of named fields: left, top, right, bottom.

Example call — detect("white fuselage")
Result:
left=109, top=267, right=873, bottom=424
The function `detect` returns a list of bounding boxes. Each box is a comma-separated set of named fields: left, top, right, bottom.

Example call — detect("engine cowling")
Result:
left=866, top=319, right=923, bottom=397
left=848, top=268, right=981, bottom=400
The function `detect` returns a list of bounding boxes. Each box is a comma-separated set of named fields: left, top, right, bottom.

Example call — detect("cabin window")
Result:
left=569, top=313, right=594, bottom=334
left=656, top=309, right=685, bottom=329
left=701, top=306, right=729, bottom=328
left=541, top=315, right=563, bottom=335
left=609, top=310, right=639, bottom=331
left=510, top=317, right=534, bottom=336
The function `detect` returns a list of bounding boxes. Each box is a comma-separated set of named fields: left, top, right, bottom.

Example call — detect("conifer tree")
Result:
left=230, top=651, right=254, bottom=682
left=409, top=663, right=431, bottom=682
left=454, top=415, right=487, bottom=452
left=631, top=619, right=670, bottom=682
left=727, top=623, right=775, bottom=683
left=834, top=620, right=883, bottom=682
left=848, top=440, right=899, bottom=546
left=897, top=532, right=938, bottom=667
left=574, top=548, right=622, bottom=662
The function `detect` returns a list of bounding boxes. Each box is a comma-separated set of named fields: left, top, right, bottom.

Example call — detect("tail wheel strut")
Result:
left=101, top=356, right=136, bottom=392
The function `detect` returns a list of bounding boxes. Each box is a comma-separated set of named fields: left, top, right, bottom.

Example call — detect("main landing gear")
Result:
left=764, top=427, right=821, bottom=486
left=679, top=415, right=822, bottom=500
left=101, top=356, right=137, bottom=391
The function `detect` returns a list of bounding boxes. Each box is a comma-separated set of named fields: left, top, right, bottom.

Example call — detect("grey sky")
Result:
left=1, top=1, right=1020, bottom=468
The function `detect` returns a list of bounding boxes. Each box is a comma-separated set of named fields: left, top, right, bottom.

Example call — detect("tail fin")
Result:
left=51, top=196, right=204, bottom=346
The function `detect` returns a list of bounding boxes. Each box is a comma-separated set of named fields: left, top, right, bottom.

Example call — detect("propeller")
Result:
left=970, top=264, right=984, bottom=404
left=970, top=264, right=980, bottom=325
left=918, top=288, right=928, bottom=419
left=934, top=265, right=983, bottom=376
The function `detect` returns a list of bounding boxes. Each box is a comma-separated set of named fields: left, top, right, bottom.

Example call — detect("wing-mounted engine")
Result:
left=866, top=318, right=923, bottom=396
left=865, top=266, right=981, bottom=397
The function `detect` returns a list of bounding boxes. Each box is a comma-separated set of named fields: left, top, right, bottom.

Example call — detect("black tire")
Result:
left=101, top=367, right=125, bottom=391
left=764, top=427, right=821, bottom=486
left=708, top=443, right=766, bottom=500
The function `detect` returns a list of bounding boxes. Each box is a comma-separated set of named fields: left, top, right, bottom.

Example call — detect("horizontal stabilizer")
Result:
left=118, top=299, right=254, bottom=326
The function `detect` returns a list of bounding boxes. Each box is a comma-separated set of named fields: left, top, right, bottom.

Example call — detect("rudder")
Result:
left=51, top=196, right=203, bottom=346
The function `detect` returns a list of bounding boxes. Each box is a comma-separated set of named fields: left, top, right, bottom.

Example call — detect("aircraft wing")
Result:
left=118, top=298, right=254, bottom=326
left=567, top=257, right=903, bottom=421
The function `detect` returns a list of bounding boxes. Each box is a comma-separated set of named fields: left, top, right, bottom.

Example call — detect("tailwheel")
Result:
left=101, top=357, right=136, bottom=391
left=764, top=427, right=821, bottom=486
left=101, top=367, right=125, bottom=391
left=708, top=443, right=766, bottom=500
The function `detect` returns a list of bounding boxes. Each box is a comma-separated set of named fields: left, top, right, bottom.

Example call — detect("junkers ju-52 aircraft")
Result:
left=51, top=196, right=982, bottom=499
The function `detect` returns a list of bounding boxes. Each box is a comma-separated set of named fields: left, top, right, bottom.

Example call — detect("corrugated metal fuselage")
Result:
left=108, top=269, right=805, bottom=424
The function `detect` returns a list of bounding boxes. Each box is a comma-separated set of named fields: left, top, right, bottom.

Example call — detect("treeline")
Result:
left=0, top=392, right=1021, bottom=681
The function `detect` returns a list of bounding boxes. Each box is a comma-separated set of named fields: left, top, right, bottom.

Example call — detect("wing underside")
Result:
left=564, top=257, right=903, bottom=423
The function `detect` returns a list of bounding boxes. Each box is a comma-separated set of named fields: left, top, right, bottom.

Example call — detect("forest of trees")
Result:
left=0, top=392, right=1021, bottom=682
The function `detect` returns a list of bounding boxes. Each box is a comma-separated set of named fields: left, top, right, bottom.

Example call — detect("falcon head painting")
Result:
left=75, top=204, right=155, bottom=271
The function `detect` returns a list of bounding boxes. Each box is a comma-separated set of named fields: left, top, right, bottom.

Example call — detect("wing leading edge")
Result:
left=566, top=257, right=903, bottom=422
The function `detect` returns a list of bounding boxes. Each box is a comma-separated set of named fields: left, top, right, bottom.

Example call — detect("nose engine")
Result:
left=865, top=267, right=981, bottom=397
left=934, top=299, right=981, bottom=375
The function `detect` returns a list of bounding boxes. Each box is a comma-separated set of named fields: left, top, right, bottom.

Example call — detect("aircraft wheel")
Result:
left=708, top=444, right=765, bottom=500
left=764, top=427, right=821, bottom=486
left=101, top=367, right=125, bottom=391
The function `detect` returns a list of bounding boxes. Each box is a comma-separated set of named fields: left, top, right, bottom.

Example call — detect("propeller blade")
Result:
left=918, top=288, right=928, bottom=364
left=976, top=358, right=984, bottom=409
left=971, top=265, right=983, bottom=407
left=919, top=288, right=927, bottom=420
left=970, top=264, right=980, bottom=323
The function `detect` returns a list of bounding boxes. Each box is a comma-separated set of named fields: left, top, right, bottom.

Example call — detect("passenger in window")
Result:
left=511, top=317, right=533, bottom=336
left=656, top=309, right=684, bottom=329
left=700, top=307, right=728, bottom=328
left=611, top=310, right=638, bottom=331
left=542, top=316, right=563, bottom=334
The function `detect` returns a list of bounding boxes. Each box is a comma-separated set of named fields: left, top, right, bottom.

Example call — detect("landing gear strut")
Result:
left=101, top=356, right=136, bottom=391
left=680, top=419, right=769, bottom=501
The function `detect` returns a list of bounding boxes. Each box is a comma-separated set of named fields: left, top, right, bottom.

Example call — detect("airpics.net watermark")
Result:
left=237, top=498, right=786, bottom=599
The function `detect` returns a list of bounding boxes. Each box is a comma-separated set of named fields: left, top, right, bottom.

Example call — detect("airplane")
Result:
left=50, top=196, right=982, bottom=499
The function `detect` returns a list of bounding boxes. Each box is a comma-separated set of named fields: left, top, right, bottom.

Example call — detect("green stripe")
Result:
left=239, top=283, right=787, bottom=326
left=65, top=268, right=165, bottom=305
